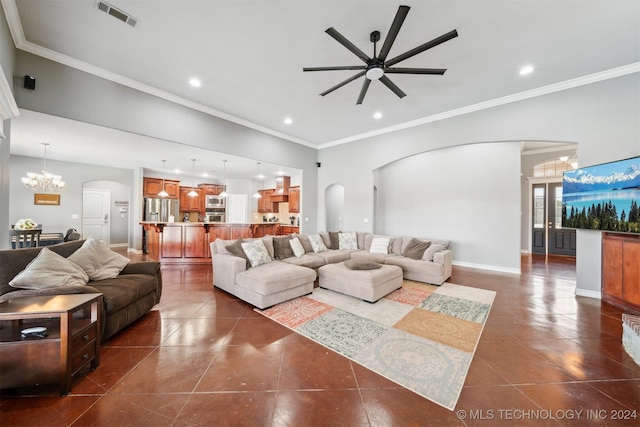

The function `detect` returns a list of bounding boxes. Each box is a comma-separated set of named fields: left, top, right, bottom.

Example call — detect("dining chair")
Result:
left=9, top=229, right=42, bottom=249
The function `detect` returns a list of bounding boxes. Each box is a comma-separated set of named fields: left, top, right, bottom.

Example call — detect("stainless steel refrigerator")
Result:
left=144, top=198, right=179, bottom=222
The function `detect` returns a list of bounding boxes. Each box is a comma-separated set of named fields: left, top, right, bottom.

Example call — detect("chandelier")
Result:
left=21, top=143, right=65, bottom=192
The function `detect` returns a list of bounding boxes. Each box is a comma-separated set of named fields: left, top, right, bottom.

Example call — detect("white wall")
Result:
left=318, top=73, right=640, bottom=295
left=9, top=155, right=133, bottom=246
left=376, top=142, right=521, bottom=272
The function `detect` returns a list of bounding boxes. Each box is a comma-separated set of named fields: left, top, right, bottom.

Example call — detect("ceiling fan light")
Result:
left=366, top=67, right=384, bottom=80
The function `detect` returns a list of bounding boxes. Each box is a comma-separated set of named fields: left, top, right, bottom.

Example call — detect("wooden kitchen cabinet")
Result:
left=257, top=189, right=278, bottom=213
left=288, top=186, right=300, bottom=213
left=179, top=187, right=202, bottom=212
left=602, top=233, right=640, bottom=313
left=143, top=177, right=180, bottom=198
left=251, top=223, right=279, bottom=238
left=279, top=225, right=299, bottom=236
left=198, top=184, right=226, bottom=195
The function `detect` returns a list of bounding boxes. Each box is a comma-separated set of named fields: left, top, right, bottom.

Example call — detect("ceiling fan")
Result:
left=303, top=5, right=458, bottom=105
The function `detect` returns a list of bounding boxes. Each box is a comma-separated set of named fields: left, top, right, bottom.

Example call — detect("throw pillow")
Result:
left=422, top=244, right=446, bottom=261
left=308, top=234, right=328, bottom=253
left=289, top=237, right=305, bottom=257
left=328, top=231, right=340, bottom=249
left=344, top=259, right=382, bottom=270
left=297, top=235, right=314, bottom=253
left=369, top=237, right=391, bottom=254
left=241, top=239, right=272, bottom=268
left=225, top=239, right=251, bottom=269
left=273, top=235, right=294, bottom=260
left=338, top=232, right=358, bottom=250
left=402, top=238, right=431, bottom=260
left=9, top=248, right=90, bottom=289
left=68, top=236, right=130, bottom=280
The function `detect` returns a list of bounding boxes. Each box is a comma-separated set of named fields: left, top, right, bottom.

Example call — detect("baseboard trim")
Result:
left=452, top=261, right=520, bottom=275
left=575, top=288, right=601, bottom=300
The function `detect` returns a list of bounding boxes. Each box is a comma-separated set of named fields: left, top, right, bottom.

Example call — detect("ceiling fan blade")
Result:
left=320, top=71, right=366, bottom=96
left=325, top=27, right=371, bottom=63
left=356, top=79, right=371, bottom=105
left=384, top=67, right=446, bottom=75
left=303, top=66, right=366, bottom=72
left=380, top=76, right=406, bottom=99
left=385, top=29, right=458, bottom=67
left=378, top=5, right=410, bottom=61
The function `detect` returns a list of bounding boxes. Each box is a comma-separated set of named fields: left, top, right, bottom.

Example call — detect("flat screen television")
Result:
left=562, top=156, right=639, bottom=234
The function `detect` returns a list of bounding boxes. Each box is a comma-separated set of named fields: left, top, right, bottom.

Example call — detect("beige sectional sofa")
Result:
left=210, top=231, right=452, bottom=309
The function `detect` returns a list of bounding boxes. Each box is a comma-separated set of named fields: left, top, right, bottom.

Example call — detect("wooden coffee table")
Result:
left=0, top=293, right=102, bottom=395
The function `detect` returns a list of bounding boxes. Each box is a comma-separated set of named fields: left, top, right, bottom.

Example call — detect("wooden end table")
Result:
left=0, top=293, right=102, bottom=395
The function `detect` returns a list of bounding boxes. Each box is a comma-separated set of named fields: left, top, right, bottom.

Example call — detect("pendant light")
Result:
left=21, top=142, right=65, bottom=192
left=158, top=159, right=169, bottom=197
left=252, top=162, right=263, bottom=199
left=219, top=160, right=228, bottom=198
left=188, top=159, right=198, bottom=197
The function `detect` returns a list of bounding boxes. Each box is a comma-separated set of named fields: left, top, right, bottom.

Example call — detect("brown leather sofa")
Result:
left=0, top=240, right=162, bottom=342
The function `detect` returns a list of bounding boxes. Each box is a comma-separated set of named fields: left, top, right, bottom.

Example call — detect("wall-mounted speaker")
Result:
left=23, top=75, right=36, bottom=90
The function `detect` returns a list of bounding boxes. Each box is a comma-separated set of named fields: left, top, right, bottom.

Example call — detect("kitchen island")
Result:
left=140, top=222, right=252, bottom=264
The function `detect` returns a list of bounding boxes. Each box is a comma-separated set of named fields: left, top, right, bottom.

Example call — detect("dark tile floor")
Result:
left=1, top=254, right=639, bottom=426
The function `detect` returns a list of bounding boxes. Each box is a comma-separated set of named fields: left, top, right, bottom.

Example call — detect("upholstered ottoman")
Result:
left=318, top=262, right=403, bottom=303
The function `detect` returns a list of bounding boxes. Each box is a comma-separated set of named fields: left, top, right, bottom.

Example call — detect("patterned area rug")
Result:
left=256, top=280, right=495, bottom=410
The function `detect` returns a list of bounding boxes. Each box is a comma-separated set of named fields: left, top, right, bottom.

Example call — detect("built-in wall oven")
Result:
left=206, top=212, right=225, bottom=223
left=205, top=195, right=226, bottom=209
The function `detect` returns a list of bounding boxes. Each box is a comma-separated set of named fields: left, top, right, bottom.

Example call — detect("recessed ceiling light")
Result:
left=284, top=117, right=293, bottom=125
left=519, top=65, right=534, bottom=75
left=189, top=78, right=201, bottom=87
left=373, top=112, right=383, bottom=119
left=202, top=172, right=209, bottom=177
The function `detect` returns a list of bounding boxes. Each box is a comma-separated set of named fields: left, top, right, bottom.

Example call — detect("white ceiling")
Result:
left=4, top=0, right=640, bottom=176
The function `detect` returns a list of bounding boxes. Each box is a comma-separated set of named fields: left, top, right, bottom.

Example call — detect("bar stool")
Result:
left=9, top=229, right=42, bottom=249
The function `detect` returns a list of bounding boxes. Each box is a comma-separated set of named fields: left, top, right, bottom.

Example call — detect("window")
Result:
left=533, top=159, right=574, bottom=177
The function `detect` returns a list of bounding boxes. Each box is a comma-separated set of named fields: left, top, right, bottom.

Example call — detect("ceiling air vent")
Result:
left=96, top=1, right=138, bottom=28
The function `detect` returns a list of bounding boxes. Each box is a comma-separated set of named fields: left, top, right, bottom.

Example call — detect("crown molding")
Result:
left=1, top=0, right=316, bottom=149
left=319, top=62, right=640, bottom=150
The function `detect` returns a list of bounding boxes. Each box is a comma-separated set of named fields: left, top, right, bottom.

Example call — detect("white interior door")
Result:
left=83, top=188, right=110, bottom=244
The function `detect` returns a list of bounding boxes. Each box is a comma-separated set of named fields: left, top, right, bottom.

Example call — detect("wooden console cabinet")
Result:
left=602, top=233, right=640, bottom=313
left=0, top=294, right=102, bottom=395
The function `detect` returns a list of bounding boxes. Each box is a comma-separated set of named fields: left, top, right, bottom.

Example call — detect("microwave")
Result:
left=205, top=195, right=226, bottom=209
left=206, top=213, right=225, bottom=223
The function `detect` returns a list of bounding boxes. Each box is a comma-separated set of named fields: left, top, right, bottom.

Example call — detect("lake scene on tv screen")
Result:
left=562, top=156, right=639, bottom=234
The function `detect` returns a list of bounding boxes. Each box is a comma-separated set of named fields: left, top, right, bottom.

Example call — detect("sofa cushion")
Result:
left=9, top=248, right=89, bottom=290
left=91, top=274, right=158, bottom=314
left=273, top=235, right=294, bottom=260
left=309, top=234, right=328, bottom=253
left=385, top=256, right=445, bottom=275
left=319, top=232, right=332, bottom=249
left=338, top=232, right=358, bottom=250
left=344, top=259, right=382, bottom=270
left=328, top=231, right=340, bottom=249
left=241, top=239, right=273, bottom=268
left=68, top=236, right=130, bottom=280
left=370, top=237, right=391, bottom=254
left=350, top=251, right=397, bottom=264
left=225, top=239, right=251, bottom=269
left=315, top=250, right=352, bottom=264
left=236, top=261, right=316, bottom=295
left=423, top=244, right=446, bottom=261
left=281, top=253, right=326, bottom=269
left=289, top=237, right=305, bottom=257
left=402, top=238, right=431, bottom=260
left=297, top=235, right=314, bottom=253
